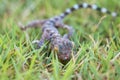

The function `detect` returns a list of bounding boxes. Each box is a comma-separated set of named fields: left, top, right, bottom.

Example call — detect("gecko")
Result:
left=18, top=3, right=117, bottom=64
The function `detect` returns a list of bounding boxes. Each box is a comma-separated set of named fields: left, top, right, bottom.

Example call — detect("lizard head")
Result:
left=53, top=39, right=74, bottom=64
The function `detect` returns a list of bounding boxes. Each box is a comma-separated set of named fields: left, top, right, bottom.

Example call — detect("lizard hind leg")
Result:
left=18, top=20, right=45, bottom=31
left=62, top=25, right=74, bottom=39
left=53, top=18, right=74, bottom=39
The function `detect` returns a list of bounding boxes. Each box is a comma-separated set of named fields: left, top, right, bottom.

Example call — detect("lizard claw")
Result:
left=18, top=22, right=26, bottom=30
left=32, top=40, right=40, bottom=44
left=32, top=40, right=44, bottom=49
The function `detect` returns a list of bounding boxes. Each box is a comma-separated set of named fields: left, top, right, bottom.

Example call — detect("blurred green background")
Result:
left=0, top=0, right=120, bottom=80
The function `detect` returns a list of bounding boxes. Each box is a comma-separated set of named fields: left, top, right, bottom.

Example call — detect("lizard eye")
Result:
left=59, top=45, right=63, bottom=50
left=54, top=46, right=59, bottom=52
left=58, top=45, right=64, bottom=53
left=67, top=41, right=74, bottom=49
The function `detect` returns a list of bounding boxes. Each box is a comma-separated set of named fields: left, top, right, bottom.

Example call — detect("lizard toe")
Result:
left=32, top=40, right=43, bottom=49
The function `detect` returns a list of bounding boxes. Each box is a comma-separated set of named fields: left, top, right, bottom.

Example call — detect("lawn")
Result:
left=0, top=0, right=120, bottom=80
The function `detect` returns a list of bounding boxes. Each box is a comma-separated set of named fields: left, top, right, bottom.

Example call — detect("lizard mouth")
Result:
left=58, top=53, right=71, bottom=64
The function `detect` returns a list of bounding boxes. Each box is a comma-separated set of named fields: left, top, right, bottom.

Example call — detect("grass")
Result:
left=0, top=0, right=120, bottom=80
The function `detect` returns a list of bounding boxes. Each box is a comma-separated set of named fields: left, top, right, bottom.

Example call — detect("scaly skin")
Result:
left=18, top=3, right=117, bottom=64
left=19, top=18, right=74, bottom=64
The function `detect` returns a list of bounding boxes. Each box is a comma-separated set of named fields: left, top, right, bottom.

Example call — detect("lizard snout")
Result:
left=58, top=53, right=71, bottom=64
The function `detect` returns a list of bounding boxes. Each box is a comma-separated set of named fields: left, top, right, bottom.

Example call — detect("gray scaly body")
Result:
left=19, top=3, right=117, bottom=64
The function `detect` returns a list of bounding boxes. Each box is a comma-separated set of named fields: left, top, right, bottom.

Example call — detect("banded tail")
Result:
left=59, top=3, right=117, bottom=19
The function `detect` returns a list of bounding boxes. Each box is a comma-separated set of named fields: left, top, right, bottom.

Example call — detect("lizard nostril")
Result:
left=58, top=53, right=71, bottom=64
left=64, top=56, right=68, bottom=60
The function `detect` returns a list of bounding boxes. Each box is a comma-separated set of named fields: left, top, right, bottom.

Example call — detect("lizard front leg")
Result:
left=32, top=28, right=52, bottom=49
left=32, top=38, right=45, bottom=49
left=32, top=32, right=47, bottom=49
